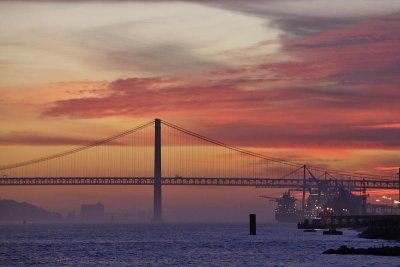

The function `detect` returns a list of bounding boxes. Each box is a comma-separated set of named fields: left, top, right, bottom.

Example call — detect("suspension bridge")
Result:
left=0, top=119, right=399, bottom=222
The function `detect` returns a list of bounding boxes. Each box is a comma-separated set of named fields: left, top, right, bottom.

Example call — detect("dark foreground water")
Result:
left=0, top=223, right=399, bottom=266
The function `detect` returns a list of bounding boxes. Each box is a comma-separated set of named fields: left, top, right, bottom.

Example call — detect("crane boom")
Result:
left=259, top=195, right=278, bottom=201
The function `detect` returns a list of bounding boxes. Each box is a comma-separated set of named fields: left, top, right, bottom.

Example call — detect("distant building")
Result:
left=81, top=202, right=104, bottom=221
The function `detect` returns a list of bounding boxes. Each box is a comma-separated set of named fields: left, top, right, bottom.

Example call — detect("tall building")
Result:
left=81, top=202, right=104, bottom=221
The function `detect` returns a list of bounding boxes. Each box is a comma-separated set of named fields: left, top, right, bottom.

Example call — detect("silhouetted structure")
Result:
left=298, top=214, right=400, bottom=229
left=249, top=214, right=256, bottom=235
left=153, top=118, right=162, bottom=223
left=0, top=199, right=62, bottom=222
left=260, top=191, right=300, bottom=223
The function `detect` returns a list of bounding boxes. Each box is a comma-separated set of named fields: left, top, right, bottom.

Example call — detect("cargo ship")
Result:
left=260, top=191, right=301, bottom=223
left=261, top=185, right=370, bottom=223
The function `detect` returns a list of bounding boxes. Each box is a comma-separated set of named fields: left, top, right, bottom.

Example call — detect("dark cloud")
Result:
left=0, top=132, right=93, bottom=146
left=196, top=1, right=370, bottom=37
left=202, top=121, right=400, bottom=148
left=71, top=20, right=222, bottom=75
left=270, top=15, right=355, bottom=37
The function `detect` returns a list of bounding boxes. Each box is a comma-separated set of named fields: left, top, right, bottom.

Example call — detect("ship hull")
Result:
left=275, top=213, right=300, bottom=223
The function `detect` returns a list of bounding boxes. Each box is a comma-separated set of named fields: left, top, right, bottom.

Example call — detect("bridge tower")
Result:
left=302, top=165, right=306, bottom=218
left=153, top=118, right=163, bottom=223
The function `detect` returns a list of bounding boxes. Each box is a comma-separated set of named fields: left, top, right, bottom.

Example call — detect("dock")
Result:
left=298, top=215, right=400, bottom=229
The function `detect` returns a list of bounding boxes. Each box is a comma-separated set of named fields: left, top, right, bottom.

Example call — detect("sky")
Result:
left=0, top=0, right=399, bottom=222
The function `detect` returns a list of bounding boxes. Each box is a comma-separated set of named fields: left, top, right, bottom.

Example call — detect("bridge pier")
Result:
left=302, top=165, right=306, bottom=218
left=153, top=118, right=163, bottom=223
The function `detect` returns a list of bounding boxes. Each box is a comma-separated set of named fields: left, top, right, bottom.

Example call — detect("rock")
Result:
left=358, top=226, right=400, bottom=241
left=323, top=245, right=400, bottom=256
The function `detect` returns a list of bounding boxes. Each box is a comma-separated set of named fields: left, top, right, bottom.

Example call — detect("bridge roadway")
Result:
left=298, top=215, right=400, bottom=229
left=0, top=177, right=397, bottom=189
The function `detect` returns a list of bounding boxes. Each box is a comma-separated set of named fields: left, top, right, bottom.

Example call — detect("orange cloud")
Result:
left=39, top=15, right=400, bottom=149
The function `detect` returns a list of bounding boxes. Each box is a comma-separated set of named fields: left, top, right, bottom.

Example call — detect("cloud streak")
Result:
left=40, top=14, right=400, bottom=148
left=0, top=132, right=93, bottom=146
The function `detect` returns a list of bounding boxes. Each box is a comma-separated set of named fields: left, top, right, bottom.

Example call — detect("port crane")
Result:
left=259, top=194, right=299, bottom=202
left=259, top=195, right=279, bottom=202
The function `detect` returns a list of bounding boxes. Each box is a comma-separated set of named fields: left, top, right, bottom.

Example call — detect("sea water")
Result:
left=0, top=223, right=398, bottom=266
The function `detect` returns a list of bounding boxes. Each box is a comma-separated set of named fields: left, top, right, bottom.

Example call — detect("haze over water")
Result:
left=0, top=223, right=398, bottom=266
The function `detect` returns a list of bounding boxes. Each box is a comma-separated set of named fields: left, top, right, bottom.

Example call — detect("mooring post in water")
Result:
left=249, top=214, right=256, bottom=235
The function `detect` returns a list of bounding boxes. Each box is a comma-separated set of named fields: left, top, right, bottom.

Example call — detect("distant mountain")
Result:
left=0, top=199, right=62, bottom=222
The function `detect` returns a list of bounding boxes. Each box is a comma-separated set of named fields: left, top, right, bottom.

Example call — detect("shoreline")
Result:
left=358, top=225, right=400, bottom=241
left=323, top=245, right=400, bottom=257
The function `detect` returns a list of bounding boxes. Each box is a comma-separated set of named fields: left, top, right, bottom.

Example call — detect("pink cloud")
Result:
left=34, top=14, right=400, bottom=149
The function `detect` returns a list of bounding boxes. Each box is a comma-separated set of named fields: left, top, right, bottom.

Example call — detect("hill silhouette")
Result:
left=0, top=199, right=62, bottom=222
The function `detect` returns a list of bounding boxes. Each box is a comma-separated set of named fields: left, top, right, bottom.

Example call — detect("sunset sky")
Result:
left=0, top=0, right=399, bottom=221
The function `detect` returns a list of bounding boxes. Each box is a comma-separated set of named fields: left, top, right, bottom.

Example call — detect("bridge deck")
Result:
left=0, top=177, right=397, bottom=189
left=299, top=215, right=400, bottom=229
